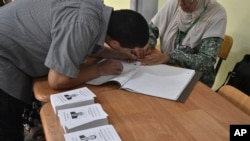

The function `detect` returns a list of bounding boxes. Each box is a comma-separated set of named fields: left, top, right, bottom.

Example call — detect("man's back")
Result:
left=0, top=0, right=52, bottom=76
left=0, top=0, right=106, bottom=103
left=0, top=0, right=104, bottom=77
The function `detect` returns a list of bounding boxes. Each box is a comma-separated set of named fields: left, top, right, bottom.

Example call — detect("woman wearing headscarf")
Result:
left=142, top=0, right=227, bottom=87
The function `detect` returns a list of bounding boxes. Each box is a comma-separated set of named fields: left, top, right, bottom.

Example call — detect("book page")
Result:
left=86, top=60, right=141, bottom=85
left=64, top=125, right=121, bottom=141
left=121, top=64, right=195, bottom=100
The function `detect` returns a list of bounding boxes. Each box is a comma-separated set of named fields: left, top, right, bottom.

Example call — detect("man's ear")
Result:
left=105, top=35, right=121, bottom=49
left=109, top=40, right=120, bottom=49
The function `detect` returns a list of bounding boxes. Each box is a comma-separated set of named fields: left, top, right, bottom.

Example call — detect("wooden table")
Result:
left=33, top=77, right=119, bottom=103
left=33, top=49, right=162, bottom=103
left=38, top=81, right=250, bottom=141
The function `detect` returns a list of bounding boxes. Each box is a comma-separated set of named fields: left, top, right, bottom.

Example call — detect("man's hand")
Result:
left=96, top=59, right=123, bottom=76
left=48, top=59, right=124, bottom=90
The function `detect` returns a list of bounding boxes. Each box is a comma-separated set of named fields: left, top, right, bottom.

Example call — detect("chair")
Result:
left=217, top=85, right=250, bottom=115
left=215, top=35, right=233, bottom=75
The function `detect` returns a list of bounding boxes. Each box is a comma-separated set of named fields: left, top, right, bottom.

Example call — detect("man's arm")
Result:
left=91, top=45, right=138, bottom=61
left=48, top=59, right=123, bottom=90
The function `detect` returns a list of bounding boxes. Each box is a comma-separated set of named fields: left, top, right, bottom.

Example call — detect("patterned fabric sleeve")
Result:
left=168, top=37, right=223, bottom=72
left=168, top=37, right=223, bottom=87
left=148, top=22, right=159, bottom=49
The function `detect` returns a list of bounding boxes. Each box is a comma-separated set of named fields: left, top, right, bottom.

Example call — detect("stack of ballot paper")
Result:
left=49, top=87, right=122, bottom=140
left=58, top=103, right=108, bottom=133
left=64, top=125, right=122, bottom=141
left=50, top=87, right=96, bottom=114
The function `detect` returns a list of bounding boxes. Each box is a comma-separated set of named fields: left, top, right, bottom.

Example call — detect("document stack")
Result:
left=64, top=125, right=121, bottom=141
left=58, top=103, right=108, bottom=133
left=50, top=87, right=96, bottom=114
left=49, top=87, right=122, bottom=141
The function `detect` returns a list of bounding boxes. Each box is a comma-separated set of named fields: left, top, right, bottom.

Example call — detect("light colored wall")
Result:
left=104, top=0, right=250, bottom=90
left=104, top=0, right=166, bottom=10
left=104, top=0, right=130, bottom=9
left=158, top=0, right=166, bottom=9
left=213, top=0, right=250, bottom=90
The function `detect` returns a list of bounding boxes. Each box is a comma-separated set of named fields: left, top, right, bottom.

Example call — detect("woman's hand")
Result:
left=134, top=43, right=151, bottom=60
left=141, top=52, right=169, bottom=65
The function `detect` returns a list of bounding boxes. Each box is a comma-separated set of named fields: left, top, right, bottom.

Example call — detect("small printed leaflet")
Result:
left=64, top=125, right=122, bottom=141
left=58, top=103, right=108, bottom=133
left=50, top=87, right=96, bottom=114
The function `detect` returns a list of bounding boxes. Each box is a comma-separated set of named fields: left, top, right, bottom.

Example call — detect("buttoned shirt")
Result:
left=0, top=0, right=112, bottom=103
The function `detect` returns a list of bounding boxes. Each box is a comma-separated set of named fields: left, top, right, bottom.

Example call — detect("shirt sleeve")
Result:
left=168, top=37, right=223, bottom=72
left=45, top=21, right=98, bottom=78
left=148, top=22, right=159, bottom=49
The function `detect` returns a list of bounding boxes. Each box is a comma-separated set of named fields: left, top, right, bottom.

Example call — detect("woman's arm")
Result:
left=148, top=22, right=159, bottom=49
left=168, top=37, right=223, bottom=72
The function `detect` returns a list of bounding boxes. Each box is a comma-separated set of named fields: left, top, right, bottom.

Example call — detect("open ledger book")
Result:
left=86, top=60, right=196, bottom=101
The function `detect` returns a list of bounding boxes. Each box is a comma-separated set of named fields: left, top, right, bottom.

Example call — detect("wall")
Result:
left=104, top=0, right=250, bottom=90
left=104, top=0, right=130, bottom=9
left=104, top=0, right=166, bottom=10
left=213, top=0, right=250, bottom=90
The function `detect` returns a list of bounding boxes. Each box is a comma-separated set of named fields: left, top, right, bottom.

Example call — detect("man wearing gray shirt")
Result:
left=0, top=0, right=149, bottom=140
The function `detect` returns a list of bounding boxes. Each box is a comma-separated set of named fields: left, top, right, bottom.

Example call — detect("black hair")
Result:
left=107, top=9, right=149, bottom=48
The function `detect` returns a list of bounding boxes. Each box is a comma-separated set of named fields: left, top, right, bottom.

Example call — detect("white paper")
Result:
left=86, top=59, right=195, bottom=101
left=122, top=64, right=195, bottom=100
left=64, top=125, right=122, bottom=141
left=58, top=104, right=108, bottom=133
left=50, top=87, right=96, bottom=114
left=86, top=61, right=141, bottom=85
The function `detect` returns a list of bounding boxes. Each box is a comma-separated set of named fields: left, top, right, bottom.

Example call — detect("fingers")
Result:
left=110, top=60, right=123, bottom=74
left=141, top=53, right=169, bottom=65
left=134, top=48, right=147, bottom=60
left=133, top=44, right=152, bottom=60
left=98, top=59, right=123, bottom=76
left=129, top=49, right=138, bottom=60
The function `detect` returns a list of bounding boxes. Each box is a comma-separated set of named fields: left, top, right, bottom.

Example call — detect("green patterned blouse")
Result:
left=148, top=22, right=223, bottom=87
